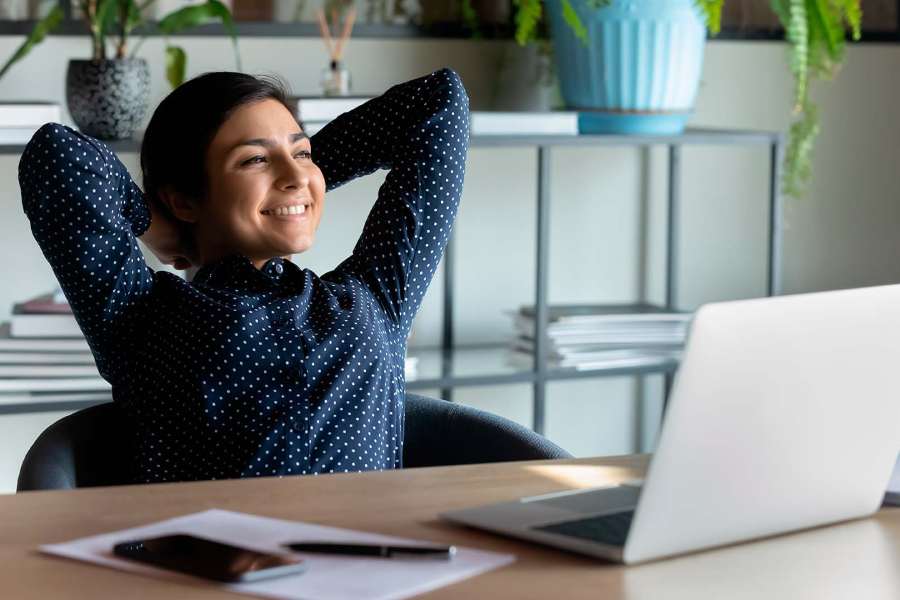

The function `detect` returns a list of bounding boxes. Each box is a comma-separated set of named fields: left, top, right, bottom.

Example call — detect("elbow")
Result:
left=430, top=67, right=470, bottom=127
left=19, top=122, right=65, bottom=212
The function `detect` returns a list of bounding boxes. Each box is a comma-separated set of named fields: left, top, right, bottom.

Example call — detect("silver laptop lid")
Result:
left=624, top=285, right=900, bottom=563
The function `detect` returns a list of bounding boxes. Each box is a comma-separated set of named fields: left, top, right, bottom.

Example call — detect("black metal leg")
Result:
left=440, top=235, right=455, bottom=402
left=665, top=145, right=681, bottom=311
left=767, top=139, right=785, bottom=297
left=662, top=145, right=682, bottom=412
left=533, top=146, right=551, bottom=435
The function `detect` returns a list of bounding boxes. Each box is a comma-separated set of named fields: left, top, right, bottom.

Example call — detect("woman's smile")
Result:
left=260, top=202, right=310, bottom=219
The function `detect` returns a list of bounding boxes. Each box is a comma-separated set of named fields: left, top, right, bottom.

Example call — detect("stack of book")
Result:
left=3, top=290, right=423, bottom=405
left=508, top=304, right=692, bottom=371
left=0, top=290, right=111, bottom=408
left=292, top=95, right=581, bottom=137
left=0, top=102, right=61, bottom=145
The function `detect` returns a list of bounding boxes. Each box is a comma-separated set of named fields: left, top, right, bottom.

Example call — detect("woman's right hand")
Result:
left=140, top=197, right=194, bottom=271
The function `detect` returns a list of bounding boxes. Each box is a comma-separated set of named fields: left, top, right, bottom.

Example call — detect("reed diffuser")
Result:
left=316, top=5, right=356, bottom=96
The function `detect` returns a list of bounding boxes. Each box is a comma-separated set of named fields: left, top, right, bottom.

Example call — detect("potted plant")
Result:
left=506, top=0, right=862, bottom=197
left=0, top=1, right=241, bottom=140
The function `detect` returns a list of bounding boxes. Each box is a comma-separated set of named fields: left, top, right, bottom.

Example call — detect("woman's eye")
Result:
left=295, top=150, right=312, bottom=160
left=242, top=155, right=266, bottom=166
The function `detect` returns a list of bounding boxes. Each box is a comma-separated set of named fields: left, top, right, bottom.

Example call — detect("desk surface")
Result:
left=2, top=456, right=898, bottom=599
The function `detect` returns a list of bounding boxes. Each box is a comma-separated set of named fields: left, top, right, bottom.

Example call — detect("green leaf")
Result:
left=460, top=0, right=481, bottom=39
left=839, top=0, right=862, bottom=40
left=512, top=0, right=542, bottom=46
left=158, top=0, right=241, bottom=72
left=783, top=100, right=820, bottom=198
left=0, top=5, right=63, bottom=81
left=165, top=44, right=186, bottom=88
left=561, top=0, right=589, bottom=45
left=699, top=0, right=724, bottom=34
left=808, top=0, right=843, bottom=59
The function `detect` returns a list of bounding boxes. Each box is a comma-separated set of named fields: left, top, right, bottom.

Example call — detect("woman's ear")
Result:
left=157, top=187, right=200, bottom=224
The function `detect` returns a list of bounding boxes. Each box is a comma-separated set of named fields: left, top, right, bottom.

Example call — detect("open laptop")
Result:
left=441, top=285, right=900, bottom=564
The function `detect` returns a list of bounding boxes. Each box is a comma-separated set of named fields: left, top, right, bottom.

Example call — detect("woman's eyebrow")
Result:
left=229, top=132, right=309, bottom=153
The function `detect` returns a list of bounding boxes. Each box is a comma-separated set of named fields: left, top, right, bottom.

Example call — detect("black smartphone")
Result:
left=112, top=534, right=307, bottom=583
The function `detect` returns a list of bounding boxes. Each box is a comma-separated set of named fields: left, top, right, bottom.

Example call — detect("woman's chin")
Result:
left=281, top=238, right=314, bottom=256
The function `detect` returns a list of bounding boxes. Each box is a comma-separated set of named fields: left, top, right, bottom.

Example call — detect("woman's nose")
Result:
left=279, top=156, right=309, bottom=190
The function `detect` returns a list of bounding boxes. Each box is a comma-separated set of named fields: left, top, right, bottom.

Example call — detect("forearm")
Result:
left=310, top=68, right=468, bottom=192
left=19, top=123, right=154, bottom=378
left=330, top=68, right=470, bottom=333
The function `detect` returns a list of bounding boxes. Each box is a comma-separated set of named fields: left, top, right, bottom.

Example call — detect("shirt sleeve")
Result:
left=311, top=67, right=470, bottom=337
left=19, top=123, right=154, bottom=381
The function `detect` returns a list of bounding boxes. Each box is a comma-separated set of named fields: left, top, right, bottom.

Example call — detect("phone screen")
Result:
left=112, top=534, right=306, bottom=583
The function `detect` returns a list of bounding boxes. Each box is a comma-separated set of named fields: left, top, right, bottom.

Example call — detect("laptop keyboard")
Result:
left=525, top=485, right=640, bottom=515
left=532, top=511, right=636, bottom=547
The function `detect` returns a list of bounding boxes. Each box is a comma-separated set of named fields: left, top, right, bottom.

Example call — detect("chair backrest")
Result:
left=17, top=393, right=572, bottom=492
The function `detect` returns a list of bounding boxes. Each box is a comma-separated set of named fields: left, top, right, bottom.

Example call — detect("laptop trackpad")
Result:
left=523, top=485, right=641, bottom=516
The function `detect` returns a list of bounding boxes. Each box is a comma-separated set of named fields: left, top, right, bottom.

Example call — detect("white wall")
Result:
left=0, top=34, right=898, bottom=493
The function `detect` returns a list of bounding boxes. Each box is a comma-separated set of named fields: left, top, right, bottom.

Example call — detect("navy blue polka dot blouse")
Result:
left=19, top=68, right=469, bottom=483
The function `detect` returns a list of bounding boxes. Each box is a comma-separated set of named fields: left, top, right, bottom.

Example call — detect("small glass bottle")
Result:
left=321, top=60, right=351, bottom=97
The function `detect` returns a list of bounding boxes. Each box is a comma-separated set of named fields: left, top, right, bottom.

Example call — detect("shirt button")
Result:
left=292, top=420, right=304, bottom=432
left=274, top=262, right=284, bottom=275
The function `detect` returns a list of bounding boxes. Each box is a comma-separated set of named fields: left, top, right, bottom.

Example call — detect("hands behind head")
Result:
left=140, top=196, right=196, bottom=271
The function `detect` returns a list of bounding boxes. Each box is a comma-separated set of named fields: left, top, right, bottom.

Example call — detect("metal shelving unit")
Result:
left=417, top=128, right=784, bottom=436
left=0, top=128, right=784, bottom=433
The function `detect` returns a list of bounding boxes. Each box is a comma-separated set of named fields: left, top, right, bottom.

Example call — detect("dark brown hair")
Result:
left=140, top=71, right=295, bottom=206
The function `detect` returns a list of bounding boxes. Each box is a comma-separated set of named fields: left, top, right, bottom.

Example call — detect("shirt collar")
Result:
left=193, top=254, right=304, bottom=292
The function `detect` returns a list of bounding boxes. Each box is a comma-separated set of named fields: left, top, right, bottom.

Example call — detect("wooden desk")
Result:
left=2, top=456, right=898, bottom=599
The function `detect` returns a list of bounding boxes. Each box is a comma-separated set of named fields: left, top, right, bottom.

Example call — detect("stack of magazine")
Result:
left=0, top=289, right=111, bottom=408
left=508, top=303, right=692, bottom=371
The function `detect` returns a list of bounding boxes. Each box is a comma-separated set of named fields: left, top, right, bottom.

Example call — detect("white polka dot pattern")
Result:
left=19, top=68, right=470, bottom=483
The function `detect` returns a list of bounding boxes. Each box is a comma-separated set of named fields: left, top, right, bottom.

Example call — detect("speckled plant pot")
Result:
left=66, top=58, right=150, bottom=140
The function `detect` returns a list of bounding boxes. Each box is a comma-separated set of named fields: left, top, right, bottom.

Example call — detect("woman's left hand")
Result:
left=140, top=197, right=194, bottom=270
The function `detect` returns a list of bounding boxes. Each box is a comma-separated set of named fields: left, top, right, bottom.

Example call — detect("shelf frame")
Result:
left=439, top=128, right=784, bottom=435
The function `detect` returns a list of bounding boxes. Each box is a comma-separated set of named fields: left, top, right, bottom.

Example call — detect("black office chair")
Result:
left=17, top=393, right=571, bottom=491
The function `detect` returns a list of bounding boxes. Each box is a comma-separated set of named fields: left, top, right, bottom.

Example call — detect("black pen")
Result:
left=284, top=542, right=457, bottom=560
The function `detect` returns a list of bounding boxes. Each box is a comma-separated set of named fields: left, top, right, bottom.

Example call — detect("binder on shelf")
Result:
left=300, top=109, right=580, bottom=138
left=0, top=391, right=112, bottom=407
left=470, top=111, right=579, bottom=136
left=515, top=303, right=692, bottom=323
left=0, top=323, right=90, bottom=352
left=0, top=102, right=60, bottom=128
left=0, top=351, right=94, bottom=365
left=0, top=364, right=100, bottom=378
left=10, top=309, right=80, bottom=338
left=292, top=96, right=372, bottom=123
left=0, top=377, right=110, bottom=393
left=507, top=347, right=681, bottom=371
left=0, top=127, right=49, bottom=145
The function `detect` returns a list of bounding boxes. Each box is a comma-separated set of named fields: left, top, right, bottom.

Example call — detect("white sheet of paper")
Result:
left=885, top=453, right=900, bottom=506
left=40, top=509, right=515, bottom=600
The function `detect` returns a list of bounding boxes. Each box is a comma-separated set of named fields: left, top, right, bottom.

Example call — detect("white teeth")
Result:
left=263, top=204, right=307, bottom=216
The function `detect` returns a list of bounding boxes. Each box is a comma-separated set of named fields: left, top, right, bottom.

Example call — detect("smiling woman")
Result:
left=19, top=68, right=470, bottom=484
left=139, top=72, right=327, bottom=270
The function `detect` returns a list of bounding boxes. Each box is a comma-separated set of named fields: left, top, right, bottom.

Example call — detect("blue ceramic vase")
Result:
left=545, top=0, right=706, bottom=134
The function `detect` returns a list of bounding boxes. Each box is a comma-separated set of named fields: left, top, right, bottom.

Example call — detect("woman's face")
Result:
left=198, top=98, right=326, bottom=268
